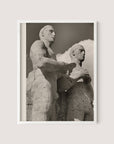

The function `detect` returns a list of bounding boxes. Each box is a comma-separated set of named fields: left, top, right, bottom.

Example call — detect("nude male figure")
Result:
left=27, top=25, right=75, bottom=121
left=66, top=44, right=94, bottom=121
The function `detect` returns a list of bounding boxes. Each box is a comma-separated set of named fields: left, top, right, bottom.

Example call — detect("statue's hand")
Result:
left=79, top=68, right=91, bottom=83
left=83, top=74, right=91, bottom=84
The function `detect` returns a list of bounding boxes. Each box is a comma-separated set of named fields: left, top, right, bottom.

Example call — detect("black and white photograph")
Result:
left=19, top=22, right=97, bottom=122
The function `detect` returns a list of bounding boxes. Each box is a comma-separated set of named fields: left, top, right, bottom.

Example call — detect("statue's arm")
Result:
left=57, top=74, right=78, bottom=92
left=30, top=40, right=75, bottom=72
left=57, top=69, right=90, bottom=92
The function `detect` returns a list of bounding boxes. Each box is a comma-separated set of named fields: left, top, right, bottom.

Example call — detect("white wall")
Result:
left=0, top=0, right=114, bottom=144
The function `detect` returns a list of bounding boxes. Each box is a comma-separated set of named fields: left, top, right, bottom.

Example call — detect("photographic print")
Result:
left=18, top=21, right=97, bottom=122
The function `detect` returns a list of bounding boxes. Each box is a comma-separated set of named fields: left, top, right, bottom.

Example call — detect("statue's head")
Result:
left=70, top=44, right=85, bottom=62
left=39, top=25, right=56, bottom=42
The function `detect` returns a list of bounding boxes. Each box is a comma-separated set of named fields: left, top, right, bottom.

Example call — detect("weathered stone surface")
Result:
left=66, top=82, right=93, bottom=121
left=27, top=68, right=59, bottom=121
left=56, top=92, right=67, bottom=121
left=57, top=43, right=94, bottom=121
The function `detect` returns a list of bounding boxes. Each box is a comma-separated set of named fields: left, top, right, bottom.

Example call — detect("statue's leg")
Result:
left=84, top=107, right=94, bottom=121
left=56, top=92, right=67, bottom=121
left=67, top=108, right=85, bottom=121
left=32, top=87, right=53, bottom=121
left=49, top=100, right=57, bottom=121
left=73, top=110, right=85, bottom=121
left=66, top=87, right=85, bottom=121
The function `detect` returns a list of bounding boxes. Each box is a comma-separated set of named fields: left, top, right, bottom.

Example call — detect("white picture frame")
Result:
left=17, top=20, right=97, bottom=124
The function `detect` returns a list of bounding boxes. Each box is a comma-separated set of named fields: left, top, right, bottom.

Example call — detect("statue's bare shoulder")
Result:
left=30, top=40, right=46, bottom=56
left=30, top=40, right=48, bottom=69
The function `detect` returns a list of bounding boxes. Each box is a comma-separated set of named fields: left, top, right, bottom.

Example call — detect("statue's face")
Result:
left=43, top=26, right=56, bottom=42
left=72, top=45, right=85, bottom=62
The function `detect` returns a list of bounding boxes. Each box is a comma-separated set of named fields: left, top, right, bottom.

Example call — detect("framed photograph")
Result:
left=18, top=21, right=97, bottom=123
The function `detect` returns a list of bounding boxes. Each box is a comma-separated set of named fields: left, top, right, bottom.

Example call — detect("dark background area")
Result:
left=26, top=23, right=93, bottom=77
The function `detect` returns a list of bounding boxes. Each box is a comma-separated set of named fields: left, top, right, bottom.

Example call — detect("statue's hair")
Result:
left=69, top=44, right=84, bottom=58
left=39, top=25, right=53, bottom=40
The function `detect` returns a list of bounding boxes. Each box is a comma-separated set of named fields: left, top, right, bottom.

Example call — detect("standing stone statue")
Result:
left=66, top=44, right=94, bottom=121
left=27, top=25, right=75, bottom=121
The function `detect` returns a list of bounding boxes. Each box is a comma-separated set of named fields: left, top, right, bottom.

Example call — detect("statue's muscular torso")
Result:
left=29, top=40, right=59, bottom=121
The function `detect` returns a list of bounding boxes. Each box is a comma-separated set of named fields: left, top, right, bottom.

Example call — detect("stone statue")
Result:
left=27, top=25, right=76, bottom=121
left=66, top=44, right=94, bottom=121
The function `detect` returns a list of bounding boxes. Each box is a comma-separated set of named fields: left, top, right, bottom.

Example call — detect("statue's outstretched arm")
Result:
left=30, top=40, right=75, bottom=73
